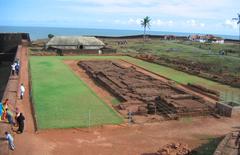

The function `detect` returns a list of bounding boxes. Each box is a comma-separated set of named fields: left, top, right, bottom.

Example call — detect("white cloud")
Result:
left=57, top=0, right=238, bottom=20
left=224, top=19, right=238, bottom=29
left=127, top=18, right=141, bottom=25
left=113, top=18, right=174, bottom=28
left=186, top=20, right=205, bottom=28
left=152, top=19, right=174, bottom=27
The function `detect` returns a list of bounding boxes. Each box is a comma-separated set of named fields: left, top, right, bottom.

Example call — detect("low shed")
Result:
left=46, top=36, right=105, bottom=50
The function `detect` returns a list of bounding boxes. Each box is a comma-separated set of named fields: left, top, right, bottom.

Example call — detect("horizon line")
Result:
left=0, top=25, right=238, bottom=37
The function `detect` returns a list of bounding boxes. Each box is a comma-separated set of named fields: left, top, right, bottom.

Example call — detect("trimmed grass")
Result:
left=30, top=57, right=123, bottom=129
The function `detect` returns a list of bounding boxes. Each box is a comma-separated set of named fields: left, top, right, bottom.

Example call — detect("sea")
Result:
left=0, top=26, right=238, bottom=41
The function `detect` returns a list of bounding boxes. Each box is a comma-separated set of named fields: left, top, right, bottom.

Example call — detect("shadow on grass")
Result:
left=191, top=136, right=223, bottom=155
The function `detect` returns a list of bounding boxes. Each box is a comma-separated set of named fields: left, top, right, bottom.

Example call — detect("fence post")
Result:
left=88, top=110, right=91, bottom=129
left=128, top=110, right=132, bottom=125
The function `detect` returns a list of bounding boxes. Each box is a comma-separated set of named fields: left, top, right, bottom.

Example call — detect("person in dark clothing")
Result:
left=16, top=113, right=25, bottom=134
left=15, top=63, right=20, bottom=76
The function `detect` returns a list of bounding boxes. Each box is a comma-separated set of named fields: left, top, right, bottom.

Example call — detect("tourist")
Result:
left=15, top=58, right=20, bottom=65
left=5, top=132, right=15, bottom=150
left=0, top=102, right=3, bottom=119
left=11, top=63, right=16, bottom=76
left=16, top=112, right=25, bottom=133
left=3, top=98, right=9, bottom=109
left=6, top=108, right=15, bottom=127
left=15, top=63, right=20, bottom=76
left=14, top=108, right=20, bottom=126
left=1, top=108, right=7, bottom=120
left=20, top=83, right=25, bottom=100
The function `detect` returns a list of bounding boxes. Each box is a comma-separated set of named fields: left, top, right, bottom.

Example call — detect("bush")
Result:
left=48, top=34, right=54, bottom=39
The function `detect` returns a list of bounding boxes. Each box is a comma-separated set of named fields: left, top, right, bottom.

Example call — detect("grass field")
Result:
left=30, top=57, right=123, bottom=129
left=30, top=55, right=240, bottom=129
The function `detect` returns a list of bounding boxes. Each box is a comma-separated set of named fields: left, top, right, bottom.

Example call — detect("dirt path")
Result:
left=9, top=54, right=240, bottom=155
left=12, top=45, right=52, bottom=155
left=14, top=117, right=240, bottom=155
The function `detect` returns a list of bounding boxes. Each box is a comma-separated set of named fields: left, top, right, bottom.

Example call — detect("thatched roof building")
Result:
left=46, top=36, right=105, bottom=50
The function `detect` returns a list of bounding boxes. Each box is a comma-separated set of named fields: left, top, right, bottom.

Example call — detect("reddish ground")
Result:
left=7, top=47, right=240, bottom=155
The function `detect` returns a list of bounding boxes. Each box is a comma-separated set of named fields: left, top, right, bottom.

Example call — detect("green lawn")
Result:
left=30, top=57, right=123, bottom=129
left=30, top=55, right=240, bottom=129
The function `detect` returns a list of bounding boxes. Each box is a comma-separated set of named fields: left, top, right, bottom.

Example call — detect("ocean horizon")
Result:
left=0, top=26, right=238, bottom=41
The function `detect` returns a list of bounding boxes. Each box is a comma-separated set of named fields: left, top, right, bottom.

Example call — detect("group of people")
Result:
left=0, top=99, right=25, bottom=150
left=0, top=99, right=25, bottom=133
left=1, top=58, right=26, bottom=151
left=11, top=59, right=20, bottom=76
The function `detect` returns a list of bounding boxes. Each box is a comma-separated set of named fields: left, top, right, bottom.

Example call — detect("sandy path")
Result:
left=9, top=52, right=240, bottom=155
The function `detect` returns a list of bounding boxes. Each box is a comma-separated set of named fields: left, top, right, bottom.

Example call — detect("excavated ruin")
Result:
left=79, top=60, right=215, bottom=120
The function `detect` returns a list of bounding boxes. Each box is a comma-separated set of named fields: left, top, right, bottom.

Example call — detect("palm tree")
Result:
left=141, top=16, right=151, bottom=42
left=232, top=13, right=240, bottom=41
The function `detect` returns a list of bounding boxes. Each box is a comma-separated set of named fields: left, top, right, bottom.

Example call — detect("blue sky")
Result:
left=0, top=0, right=239, bottom=35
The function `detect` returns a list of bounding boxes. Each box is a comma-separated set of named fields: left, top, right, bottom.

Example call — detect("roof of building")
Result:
left=46, top=36, right=105, bottom=46
left=189, top=34, right=223, bottom=40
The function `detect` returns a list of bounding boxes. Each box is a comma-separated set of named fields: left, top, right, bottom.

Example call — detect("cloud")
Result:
left=113, top=18, right=174, bottom=27
left=127, top=18, right=141, bottom=25
left=186, top=20, right=205, bottom=28
left=223, top=19, right=238, bottom=29
left=56, top=0, right=238, bottom=19
left=152, top=19, right=174, bottom=27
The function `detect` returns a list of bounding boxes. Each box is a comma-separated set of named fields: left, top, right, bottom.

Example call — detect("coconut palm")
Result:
left=141, top=16, right=151, bottom=42
left=232, top=13, right=240, bottom=41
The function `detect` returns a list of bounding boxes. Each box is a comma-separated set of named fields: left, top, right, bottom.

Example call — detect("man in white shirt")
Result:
left=11, top=63, right=16, bottom=76
left=5, top=131, right=15, bottom=150
left=20, top=83, right=25, bottom=100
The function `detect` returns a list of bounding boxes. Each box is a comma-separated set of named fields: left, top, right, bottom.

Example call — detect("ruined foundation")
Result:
left=79, top=60, right=215, bottom=120
left=216, top=102, right=240, bottom=117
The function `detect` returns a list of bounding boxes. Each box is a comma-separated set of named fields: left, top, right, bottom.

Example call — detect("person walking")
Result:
left=20, top=83, right=25, bottom=100
left=11, top=63, right=15, bottom=76
left=5, top=131, right=15, bottom=150
left=16, top=113, right=25, bottom=133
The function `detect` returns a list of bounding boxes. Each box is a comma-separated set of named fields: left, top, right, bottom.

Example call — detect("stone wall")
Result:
left=216, top=102, right=240, bottom=117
